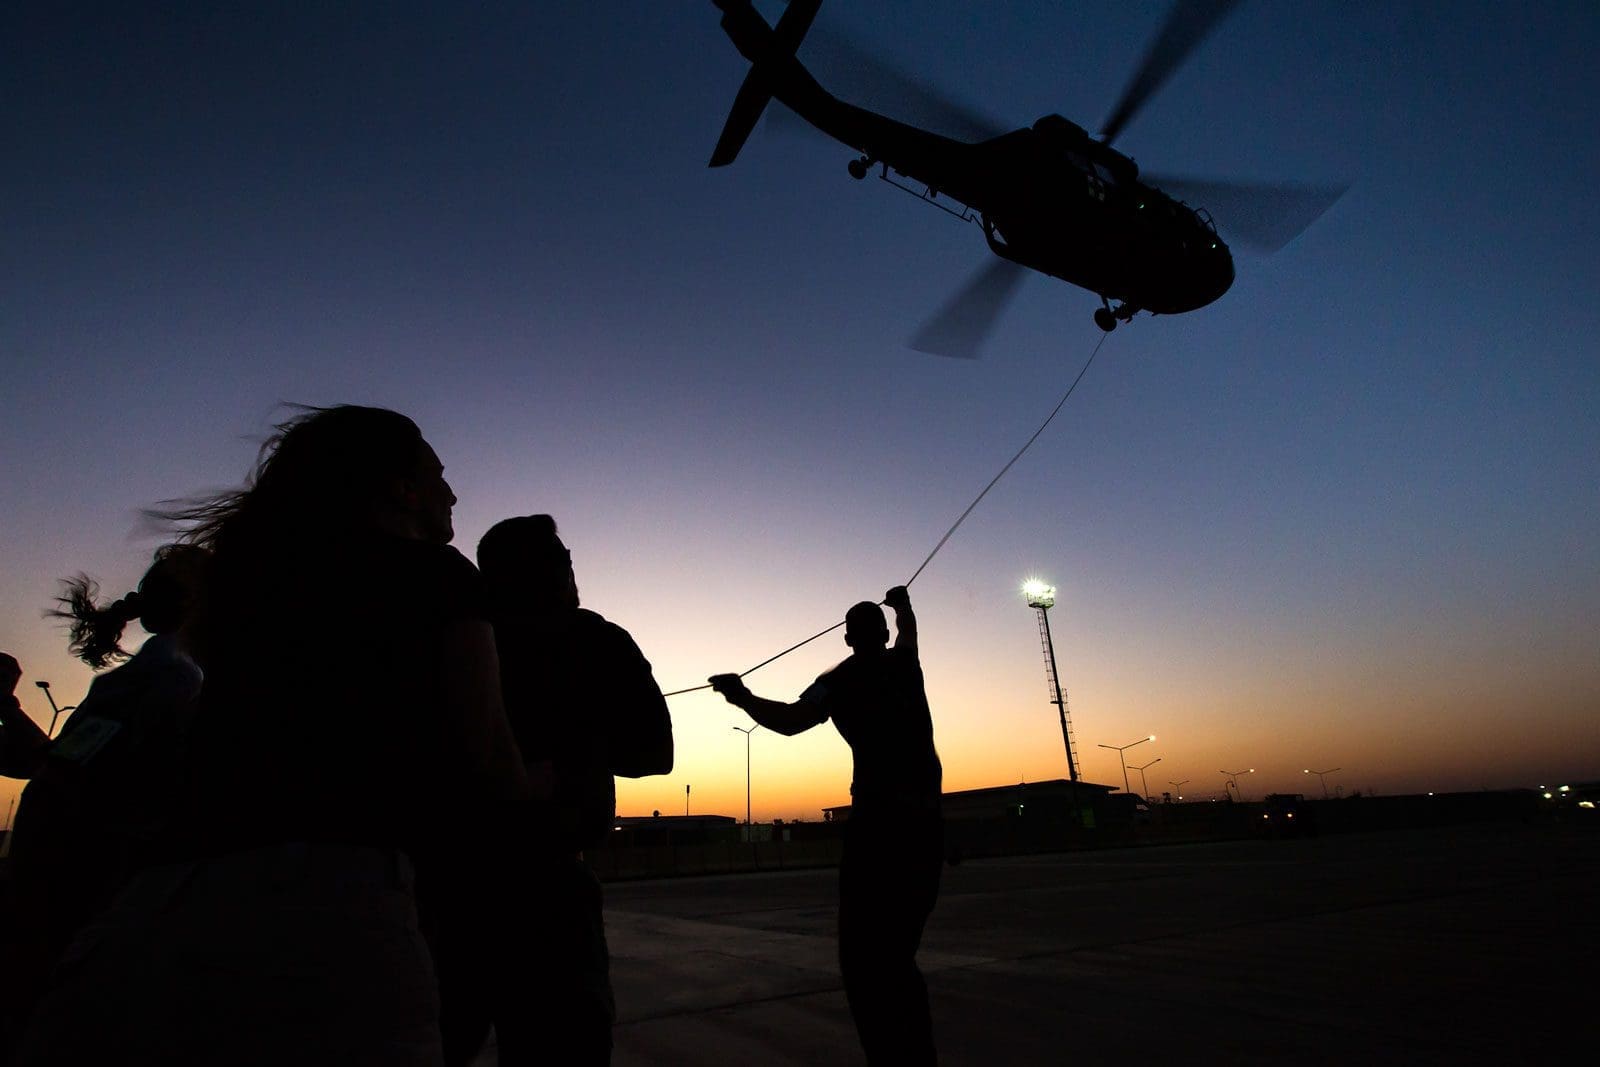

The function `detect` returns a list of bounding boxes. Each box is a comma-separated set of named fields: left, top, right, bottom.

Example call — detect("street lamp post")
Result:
left=733, top=724, right=757, bottom=830
left=33, top=681, right=75, bottom=738
left=1168, top=779, right=1190, bottom=802
left=1098, top=735, right=1156, bottom=795
left=1220, top=768, right=1254, bottom=802
left=1128, top=757, right=1162, bottom=799
left=1304, top=767, right=1341, bottom=799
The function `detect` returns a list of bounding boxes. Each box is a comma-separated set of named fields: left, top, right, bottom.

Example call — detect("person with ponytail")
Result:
left=1, top=545, right=208, bottom=1055
left=16, top=405, right=530, bottom=1067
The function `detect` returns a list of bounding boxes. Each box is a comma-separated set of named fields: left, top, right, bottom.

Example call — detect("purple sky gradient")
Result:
left=3, top=2, right=1597, bottom=820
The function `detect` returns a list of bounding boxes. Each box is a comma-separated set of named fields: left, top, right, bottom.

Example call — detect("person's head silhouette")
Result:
left=843, top=601, right=889, bottom=654
left=477, top=514, right=579, bottom=611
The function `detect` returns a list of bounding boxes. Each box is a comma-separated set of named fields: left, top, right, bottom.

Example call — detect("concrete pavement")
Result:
left=487, top=821, right=1599, bottom=1064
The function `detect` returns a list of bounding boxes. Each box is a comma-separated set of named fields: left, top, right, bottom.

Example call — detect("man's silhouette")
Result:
left=434, top=514, right=673, bottom=1067
left=711, top=585, right=943, bottom=1066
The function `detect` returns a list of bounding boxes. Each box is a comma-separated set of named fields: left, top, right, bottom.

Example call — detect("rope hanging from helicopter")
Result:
left=661, top=327, right=1112, bottom=698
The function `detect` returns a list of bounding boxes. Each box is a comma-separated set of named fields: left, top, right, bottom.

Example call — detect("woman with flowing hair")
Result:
left=17, top=405, right=529, bottom=1067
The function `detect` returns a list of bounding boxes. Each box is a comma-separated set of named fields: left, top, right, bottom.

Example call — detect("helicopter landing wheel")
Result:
left=1093, top=307, right=1117, bottom=332
left=847, top=157, right=870, bottom=180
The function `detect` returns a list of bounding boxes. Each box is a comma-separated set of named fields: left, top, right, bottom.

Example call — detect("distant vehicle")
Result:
left=1257, top=793, right=1316, bottom=838
left=1539, top=783, right=1600, bottom=822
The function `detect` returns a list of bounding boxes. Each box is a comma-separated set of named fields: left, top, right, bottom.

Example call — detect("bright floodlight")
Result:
left=1022, top=578, right=1055, bottom=608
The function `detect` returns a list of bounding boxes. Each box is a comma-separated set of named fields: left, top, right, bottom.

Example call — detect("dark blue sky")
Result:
left=3, top=2, right=1597, bottom=818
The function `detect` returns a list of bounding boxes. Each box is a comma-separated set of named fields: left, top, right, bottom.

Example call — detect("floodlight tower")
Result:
left=1022, top=579, right=1079, bottom=782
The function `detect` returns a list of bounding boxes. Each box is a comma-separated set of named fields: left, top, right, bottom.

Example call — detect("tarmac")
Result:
left=482, top=820, right=1598, bottom=1065
left=467, top=819, right=1593, bottom=1062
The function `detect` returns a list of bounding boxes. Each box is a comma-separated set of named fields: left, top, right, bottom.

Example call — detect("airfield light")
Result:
left=1304, top=767, right=1341, bottom=799
left=733, top=725, right=758, bottom=831
left=1100, top=735, right=1157, bottom=795
left=1128, top=757, right=1162, bottom=799
left=1021, top=577, right=1078, bottom=786
left=33, top=679, right=75, bottom=737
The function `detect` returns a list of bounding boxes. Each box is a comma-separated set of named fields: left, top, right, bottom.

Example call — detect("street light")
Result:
left=34, top=680, right=75, bottom=738
left=1128, top=757, right=1162, bottom=799
left=733, top=725, right=758, bottom=830
left=1168, top=779, right=1190, bottom=802
left=1098, top=735, right=1155, bottom=794
left=1220, top=768, right=1254, bottom=802
left=1304, top=767, right=1341, bottom=799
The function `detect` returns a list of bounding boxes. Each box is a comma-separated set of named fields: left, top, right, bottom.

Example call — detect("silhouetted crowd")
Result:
left=0, top=405, right=943, bottom=1066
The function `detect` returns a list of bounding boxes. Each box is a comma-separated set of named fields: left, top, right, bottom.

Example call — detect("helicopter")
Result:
left=708, top=0, right=1346, bottom=356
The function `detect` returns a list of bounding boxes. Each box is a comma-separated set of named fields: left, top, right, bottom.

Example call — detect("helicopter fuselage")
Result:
left=713, top=0, right=1234, bottom=317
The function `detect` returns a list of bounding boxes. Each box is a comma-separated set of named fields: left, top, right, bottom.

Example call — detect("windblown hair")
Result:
left=152, top=405, right=426, bottom=554
left=50, top=575, right=141, bottom=669
left=148, top=406, right=428, bottom=664
left=49, top=544, right=211, bottom=669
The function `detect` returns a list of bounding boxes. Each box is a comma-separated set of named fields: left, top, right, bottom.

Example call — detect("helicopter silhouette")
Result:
left=708, top=0, right=1346, bottom=357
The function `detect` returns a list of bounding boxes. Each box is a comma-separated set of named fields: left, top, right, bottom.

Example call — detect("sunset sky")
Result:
left=3, top=2, right=1597, bottom=823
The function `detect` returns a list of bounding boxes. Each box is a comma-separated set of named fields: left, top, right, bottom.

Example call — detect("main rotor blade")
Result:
left=798, top=20, right=1009, bottom=142
left=1100, top=0, right=1242, bottom=145
left=1147, top=174, right=1350, bottom=252
left=910, top=257, right=1028, bottom=359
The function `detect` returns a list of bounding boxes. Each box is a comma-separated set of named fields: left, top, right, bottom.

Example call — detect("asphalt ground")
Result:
left=567, top=820, right=1597, bottom=1066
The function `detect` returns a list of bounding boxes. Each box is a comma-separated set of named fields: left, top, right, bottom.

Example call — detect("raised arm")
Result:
left=709, top=674, right=826, bottom=736
left=885, top=585, right=917, bottom=655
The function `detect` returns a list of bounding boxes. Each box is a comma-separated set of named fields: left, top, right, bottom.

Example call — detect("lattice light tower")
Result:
left=1022, top=579, right=1080, bottom=782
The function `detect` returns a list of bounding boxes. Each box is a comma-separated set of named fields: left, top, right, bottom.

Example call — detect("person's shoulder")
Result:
left=804, top=656, right=854, bottom=701
left=573, top=609, right=646, bottom=655
left=818, top=653, right=858, bottom=682
left=386, top=539, right=485, bottom=616
left=133, top=635, right=205, bottom=690
left=572, top=607, right=626, bottom=636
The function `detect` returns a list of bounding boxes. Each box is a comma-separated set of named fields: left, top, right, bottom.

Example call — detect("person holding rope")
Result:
left=710, top=585, right=943, bottom=1066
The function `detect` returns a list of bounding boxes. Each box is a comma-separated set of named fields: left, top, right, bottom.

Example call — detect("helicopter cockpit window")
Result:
left=1092, top=161, right=1119, bottom=185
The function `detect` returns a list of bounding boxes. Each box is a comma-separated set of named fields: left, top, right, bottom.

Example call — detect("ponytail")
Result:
left=48, top=576, right=143, bottom=669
